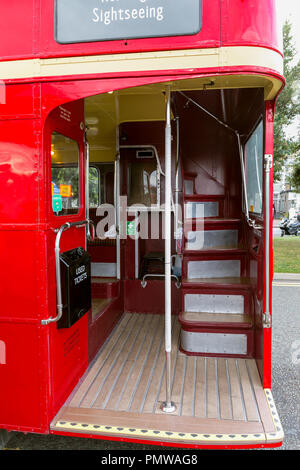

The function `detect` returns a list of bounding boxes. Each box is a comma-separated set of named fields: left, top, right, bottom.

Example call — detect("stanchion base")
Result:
left=160, top=401, right=177, bottom=413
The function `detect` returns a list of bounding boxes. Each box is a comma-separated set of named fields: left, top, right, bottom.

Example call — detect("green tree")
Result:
left=274, top=21, right=300, bottom=181
left=290, top=160, right=300, bottom=190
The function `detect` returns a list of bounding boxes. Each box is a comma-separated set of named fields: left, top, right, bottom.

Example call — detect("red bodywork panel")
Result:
left=0, top=0, right=282, bottom=62
left=0, top=78, right=277, bottom=438
left=0, top=0, right=282, bottom=445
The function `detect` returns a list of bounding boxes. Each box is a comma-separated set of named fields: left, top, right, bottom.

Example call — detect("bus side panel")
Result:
left=45, top=229, right=89, bottom=420
left=0, top=0, right=282, bottom=62
left=0, top=231, right=42, bottom=319
left=0, top=85, right=48, bottom=431
left=253, top=100, right=275, bottom=388
left=43, top=99, right=90, bottom=420
left=0, top=93, right=41, bottom=225
left=221, top=0, right=282, bottom=54
left=262, top=100, right=275, bottom=388
left=0, top=1, right=38, bottom=61
left=0, top=322, right=44, bottom=432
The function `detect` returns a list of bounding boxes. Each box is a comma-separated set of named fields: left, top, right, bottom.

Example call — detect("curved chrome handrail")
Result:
left=141, top=273, right=181, bottom=289
left=41, top=219, right=92, bottom=325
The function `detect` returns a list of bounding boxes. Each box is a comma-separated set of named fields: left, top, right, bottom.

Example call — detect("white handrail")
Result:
left=263, top=154, right=272, bottom=328
left=85, top=138, right=91, bottom=241
left=41, top=219, right=93, bottom=325
left=161, top=86, right=176, bottom=413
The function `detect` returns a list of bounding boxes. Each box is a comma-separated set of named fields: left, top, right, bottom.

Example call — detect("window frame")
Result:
left=243, top=118, right=265, bottom=219
left=47, top=126, right=85, bottom=223
left=88, top=164, right=101, bottom=208
left=50, top=131, right=82, bottom=217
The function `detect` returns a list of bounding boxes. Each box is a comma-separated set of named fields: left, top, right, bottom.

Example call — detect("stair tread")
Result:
left=184, top=218, right=241, bottom=227
left=91, top=277, right=118, bottom=284
left=184, top=218, right=241, bottom=224
left=184, top=246, right=245, bottom=254
left=184, top=171, right=197, bottom=178
left=180, top=311, right=252, bottom=327
left=184, top=221, right=241, bottom=229
left=184, top=194, right=224, bottom=200
left=182, top=277, right=253, bottom=289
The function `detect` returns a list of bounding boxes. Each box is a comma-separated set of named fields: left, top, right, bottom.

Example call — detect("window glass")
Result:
left=89, top=166, right=100, bottom=208
left=51, top=132, right=80, bottom=216
left=244, top=121, right=264, bottom=214
left=128, top=160, right=158, bottom=206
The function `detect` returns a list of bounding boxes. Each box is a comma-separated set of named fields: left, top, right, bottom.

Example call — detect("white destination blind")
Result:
left=55, top=0, right=202, bottom=44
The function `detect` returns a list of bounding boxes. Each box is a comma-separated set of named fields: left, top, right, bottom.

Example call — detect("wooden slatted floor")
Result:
left=51, top=313, right=283, bottom=447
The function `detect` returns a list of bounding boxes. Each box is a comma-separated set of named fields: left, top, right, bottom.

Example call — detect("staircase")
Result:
left=179, top=172, right=253, bottom=358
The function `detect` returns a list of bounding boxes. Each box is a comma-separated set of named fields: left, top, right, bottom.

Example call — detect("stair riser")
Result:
left=185, top=201, right=220, bottom=219
left=91, top=262, right=117, bottom=277
left=185, top=229, right=238, bottom=250
left=182, top=288, right=252, bottom=315
left=184, top=293, right=244, bottom=314
left=181, top=329, right=253, bottom=358
left=187, top=259, right=241, bottom=279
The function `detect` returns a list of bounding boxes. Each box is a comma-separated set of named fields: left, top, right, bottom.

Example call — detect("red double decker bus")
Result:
left=0, top=0, right=284, bottom=448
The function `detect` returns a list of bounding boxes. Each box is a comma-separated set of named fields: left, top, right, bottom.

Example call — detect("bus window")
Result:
left=128, top=161, right=158, bottom=207
left=51, top=132, right=80, bottom=216
left=244, top=120, right=263, bottom=215
left=89, top=166, right=100, bottom=208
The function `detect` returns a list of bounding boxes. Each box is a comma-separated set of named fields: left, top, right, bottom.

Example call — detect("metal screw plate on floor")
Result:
left=160, top=401, right=177, bottom=413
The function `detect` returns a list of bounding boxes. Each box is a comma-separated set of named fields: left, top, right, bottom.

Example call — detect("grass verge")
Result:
left=273, top=236, right=300, bottom=273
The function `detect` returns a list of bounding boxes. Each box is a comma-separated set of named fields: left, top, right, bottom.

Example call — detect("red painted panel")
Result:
left=0, top=1, right=282, bottom=61
left=0, top=231, right=40, bottom=320
left=0, top=119, right=40, bottom=224
left=43, top=99, right=90, bottom=419
left=221, top=0, right=282, bottom=53
left=124, top=280, right=181, bottom=315
left=0, top=63, right=278, bottom=439
left=0, top=0, right=37, bottom=60
left=88, top=296, right=123, bottom=363
left=91, top=279, right=120, bottom=299
left=88, top=245, right=116, bottom=263
left=262, top=100, right=275, bottom=388
left=49, top=315, right=89, bottom=418
left=44, top=227, right=90, bottom=418
left=0, top=83, right=40, bottom=118
left=0, top=322, right=43, bottom=431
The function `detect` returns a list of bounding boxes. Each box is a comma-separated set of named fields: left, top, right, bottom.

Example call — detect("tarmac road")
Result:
left=3, top=278, right=299, bottom=452
left=271, top=279, right=300, bottom=451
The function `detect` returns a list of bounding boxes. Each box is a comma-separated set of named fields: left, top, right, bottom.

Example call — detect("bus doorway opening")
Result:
left=45, top=79, right=283, bottom=448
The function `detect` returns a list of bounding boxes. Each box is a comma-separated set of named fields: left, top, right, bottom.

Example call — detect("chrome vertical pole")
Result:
left=161, top=86, right=176, bottom=413
left=115, top=125, right=121, bottom=280
left=174, top=116, right=181, bottom=247
left=85, top=136, right=91, bottom=245
left=263, top=154, right=272, bottom=328
left=114, top=153, right=121, bottom=280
